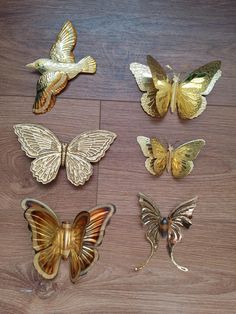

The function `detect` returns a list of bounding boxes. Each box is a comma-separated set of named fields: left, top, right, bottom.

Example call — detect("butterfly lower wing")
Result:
left=171, top=139, right=205, bottom=178
left=79, top=205, right=116, bottom=276
left=167, top=197, right=197, bottom=271
left=31, top=152, right=61, bottom=184
left=135, top=193, right=162, bottom=271
left=34, top=245, right=61, bottom=279
left=177, top=61, right=221, bottom=119
left=22, top=199, right=61, bottom=279
left=14, top=124, right=62, bottom=184
left=69, top=212, right=90, bottom=283
left=66, top=130, right=116, bottom=186
left=34, top=71, right=68, bottom=114
left=50, top=20, right=77, bottom=63
left=66, top=154, right=93, bottom=186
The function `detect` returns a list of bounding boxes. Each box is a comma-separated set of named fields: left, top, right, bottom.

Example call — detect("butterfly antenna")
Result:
left=168, top=245, right=188, bottom=272
left=134, top=243, right=155, bottom=271
left=166, top=64, right=174, bottom=72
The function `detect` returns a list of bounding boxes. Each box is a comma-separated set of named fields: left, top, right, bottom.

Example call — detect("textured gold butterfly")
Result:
left=130, top=56, right=221, bottom=119
left=135, top=193, right=197, bottom=272
left=22, top=198, right=115, bottom=283
left=26, top=20, right=96, bottom=114
left=137, top=136, right=205, bottom=178
left=14, top=124, right=116, bottom=186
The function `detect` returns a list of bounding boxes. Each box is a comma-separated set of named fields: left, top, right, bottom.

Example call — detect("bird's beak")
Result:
left=25, top=62, right=35, bottom=68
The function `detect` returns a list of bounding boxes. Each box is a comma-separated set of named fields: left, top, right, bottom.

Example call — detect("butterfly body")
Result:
left=61, top=143, right=68, bottom=166
left=135, top=193, right=197, bottom=272
left=14, top=124, right=116, bottom=186
left=130, top=56, right=221, bottom=119
left=22, top=199, right=115, bottom=283
left=159, top=217, right=169, bottom=238
left=138, top=136, right=205, bottom=178
left=26, top=21, right=96, bottom=114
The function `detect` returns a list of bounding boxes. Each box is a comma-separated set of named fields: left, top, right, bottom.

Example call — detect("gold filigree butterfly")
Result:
left=134, top=193, right=197, bottom=272
left=14, top=124, right=116, bottom=186
left=22, top=198, right=115, bottom=283
left=130, top=56, right=221, bottom=119
left=137, top=136, right=205, bottom=178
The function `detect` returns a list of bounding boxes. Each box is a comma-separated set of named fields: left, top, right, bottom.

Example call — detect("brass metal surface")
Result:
left=137, top=136, right=205, bottom=178
left=26, top=20, right=96, bottom=114
left=22, top=198, right=116, bottom=283
left=135, top=193, right=197, bottom=272
left=14, top=123, right=116, bottom=186
left=130, top=56, right=221, bottom=119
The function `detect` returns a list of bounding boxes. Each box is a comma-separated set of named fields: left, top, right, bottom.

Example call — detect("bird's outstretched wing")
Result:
left=50, top=20, right=77, bottom=63
left=33, top=71, right=68, bottom=114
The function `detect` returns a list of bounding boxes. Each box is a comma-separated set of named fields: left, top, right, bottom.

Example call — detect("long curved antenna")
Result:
left=168, top=245, right=188, bottom=272
left=134, top=238, right=157, bottom=271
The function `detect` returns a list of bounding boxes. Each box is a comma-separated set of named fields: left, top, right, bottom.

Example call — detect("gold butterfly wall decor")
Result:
left=130, top=56, right=221, bottom=119
left=137, top=136, right=205, bottom=178
left=22, top=198, right=115, bottom=283
left=135, top=193, right=197, bottom=272
left=14, top=124, right=116, bottom=186
left=26, top=20, right=96, bottom=114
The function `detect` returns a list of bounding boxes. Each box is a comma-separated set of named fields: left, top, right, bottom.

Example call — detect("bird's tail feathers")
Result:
left=79, top=56, right=96, bottom=73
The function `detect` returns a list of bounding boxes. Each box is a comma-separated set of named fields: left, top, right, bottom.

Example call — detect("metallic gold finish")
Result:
left=22, top=198, right=116, bottom=283
left=135, top=193, right=197, bottom=272
left=14, top=124, right=116, bottom=186
left=130, top=56, right=221, bottom=119
left=26, top=20, right=97, bottom=114
left=137, top=136, right=205, bottom=178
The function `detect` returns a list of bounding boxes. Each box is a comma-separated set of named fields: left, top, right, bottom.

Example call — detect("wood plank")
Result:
left=0, top=96, right=105, bottom=311
left=95, top=100, right=236, bottom=313
left=0, top=0, right=235, bottom=105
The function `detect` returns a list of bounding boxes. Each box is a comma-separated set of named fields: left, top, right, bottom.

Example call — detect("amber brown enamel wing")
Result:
left=22, top=199, right=116, bottom=283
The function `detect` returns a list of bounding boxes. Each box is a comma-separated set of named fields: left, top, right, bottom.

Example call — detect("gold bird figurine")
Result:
left=26, top=20, right=97, bottom=114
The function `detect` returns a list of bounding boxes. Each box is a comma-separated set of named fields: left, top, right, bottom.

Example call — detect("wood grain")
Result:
left=0, top=0, right=235, bottom=105
left=0, top=0, right=235, bottom=313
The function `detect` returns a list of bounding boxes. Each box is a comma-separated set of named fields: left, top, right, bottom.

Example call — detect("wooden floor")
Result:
left=0, top=0, right=236, bottom=313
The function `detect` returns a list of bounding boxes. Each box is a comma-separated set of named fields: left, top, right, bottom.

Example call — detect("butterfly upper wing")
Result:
left=147, top=55, right=171, bottom=117
left=137, top=136, right=155, bottom=175
left=137, top=136, right=168, bottom=176
left=151, top=138, right=168, bottom=176
left=14, top=124, right=61, bottom=184
left=22, top=199, right=61, bottom=279
left=167, top=197, right=197, bottom=271
left=66, top=130, right=116, bottom=186
left=33, top=71, right=68, bottom=114
left=130, top=62, right=159, bottom=117
left=171, top=139, right=205, bottom=178
left=69, top=211, right=90, bottom=283
left=50, top=20, right=77, bottom=63
left=177, top=61, right=221, bottom=119
left=138, top=193, right=162, bottom=250
left=78, top=205, right=116, bottom=276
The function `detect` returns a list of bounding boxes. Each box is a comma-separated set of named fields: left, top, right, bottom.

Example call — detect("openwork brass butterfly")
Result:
left=130, top=56, right=221, bottom=119
left=22, top=198, right=115, bottom=283
left=137, top=136, right=205, bottom=178
left=26, top=20, right=96, bottom=114
left=14, top=124, right=116, bottom=186
left=135, top=193, right=197, bottom=272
